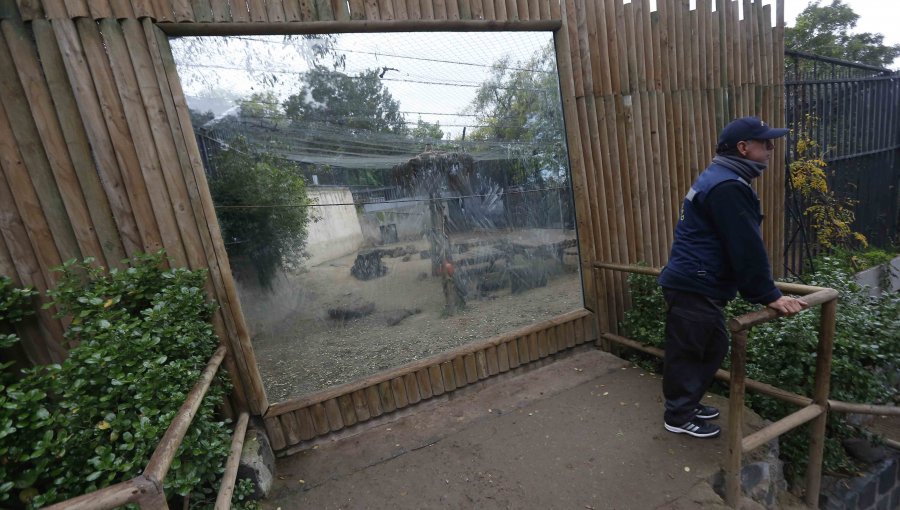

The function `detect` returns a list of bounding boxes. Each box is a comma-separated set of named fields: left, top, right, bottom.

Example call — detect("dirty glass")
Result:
left=170, top=32, right=583, bottom=402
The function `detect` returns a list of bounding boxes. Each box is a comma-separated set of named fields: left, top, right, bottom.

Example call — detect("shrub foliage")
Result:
left=209, top=137, right=311, bottom=289
left=0, top=253, right=251, bottom=508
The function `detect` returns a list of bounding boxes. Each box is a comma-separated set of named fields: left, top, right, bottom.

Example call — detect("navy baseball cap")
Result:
left=717, top=116, right=789, bottom=151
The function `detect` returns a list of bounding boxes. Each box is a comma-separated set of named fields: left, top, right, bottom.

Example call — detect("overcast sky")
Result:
left=782, top=0, right=898, bottom=68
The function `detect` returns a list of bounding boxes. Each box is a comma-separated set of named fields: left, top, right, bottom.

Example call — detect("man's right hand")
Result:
left=767, top=296, right=809, bottom=316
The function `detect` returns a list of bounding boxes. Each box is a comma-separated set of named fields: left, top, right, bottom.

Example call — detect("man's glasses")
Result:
left=747, top=138, right=775, bottom=149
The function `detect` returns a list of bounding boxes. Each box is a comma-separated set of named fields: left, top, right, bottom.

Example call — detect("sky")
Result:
left=782, top=0, right=899, bottom=68
left=173, top=32, right=554, bottom=138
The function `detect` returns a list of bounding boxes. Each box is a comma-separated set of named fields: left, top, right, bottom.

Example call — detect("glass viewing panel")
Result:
left=171, top=32, right=583, bottom=402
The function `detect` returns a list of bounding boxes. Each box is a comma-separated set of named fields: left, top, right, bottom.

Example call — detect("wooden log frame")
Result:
left=0, top=0, right=786, bottom=449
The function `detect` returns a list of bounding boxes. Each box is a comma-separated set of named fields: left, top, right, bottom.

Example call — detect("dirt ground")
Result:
left=262, top=349, right=800, bottom=510
left=238, top=231, right=583, bottom=402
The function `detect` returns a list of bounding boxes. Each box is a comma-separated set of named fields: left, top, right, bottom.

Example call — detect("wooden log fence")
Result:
left=593, top=262, right=900, bottom=509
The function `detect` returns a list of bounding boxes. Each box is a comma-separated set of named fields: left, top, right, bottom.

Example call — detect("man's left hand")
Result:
left=767, top=296, right=809, bottom=316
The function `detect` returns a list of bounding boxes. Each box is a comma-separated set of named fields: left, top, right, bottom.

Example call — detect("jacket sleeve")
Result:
left=704, top=181, right=783, bottom=305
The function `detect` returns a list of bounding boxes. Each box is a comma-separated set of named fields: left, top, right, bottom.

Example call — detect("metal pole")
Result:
left=726, top=328, right=748, bottom=507
left=805, top=298, right=837, bottom=509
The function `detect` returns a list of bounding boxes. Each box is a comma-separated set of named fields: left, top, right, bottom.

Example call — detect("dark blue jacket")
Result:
left=658, top=162, right=782, bottom=305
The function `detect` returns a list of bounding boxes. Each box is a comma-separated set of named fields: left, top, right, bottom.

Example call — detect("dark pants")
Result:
left=662, top=288, right=729, bottom=425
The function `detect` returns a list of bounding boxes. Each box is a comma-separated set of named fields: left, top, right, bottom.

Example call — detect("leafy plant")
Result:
left=210, top=137, right=312, bottom=289
left=0, top=253, right=254, bottom=508
left=0, top=276, right=37, bottom=368
left=789, top=114, right=867, bottom=251
left=816, top=246, right=898, bottom=273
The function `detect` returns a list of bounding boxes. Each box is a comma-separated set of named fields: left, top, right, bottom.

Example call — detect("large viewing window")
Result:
left=171, top=31, right=583, bottom=403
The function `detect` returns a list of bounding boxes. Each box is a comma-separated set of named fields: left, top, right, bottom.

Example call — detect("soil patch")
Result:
left=239, top=231, right=583, bottom=402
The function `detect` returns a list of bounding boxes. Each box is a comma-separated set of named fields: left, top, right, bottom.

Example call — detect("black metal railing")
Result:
left=783, top=51, right=900, bottom=276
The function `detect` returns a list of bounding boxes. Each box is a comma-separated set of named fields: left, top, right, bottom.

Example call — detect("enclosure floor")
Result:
left=245, top=232, right=582, bottom=401
left=262, top=348, right=795, bottom=510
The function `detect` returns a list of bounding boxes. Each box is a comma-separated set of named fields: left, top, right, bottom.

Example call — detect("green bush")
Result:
left=620, top=258, right=899, bottom=481
left=0, top=253, right=257, bottom=509
left=209, top=136, right=311, bottom=289
left=813, top=246, right=898, bottom=273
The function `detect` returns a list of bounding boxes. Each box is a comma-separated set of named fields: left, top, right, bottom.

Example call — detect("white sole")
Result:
left=664, top=422, right=721, bottom=438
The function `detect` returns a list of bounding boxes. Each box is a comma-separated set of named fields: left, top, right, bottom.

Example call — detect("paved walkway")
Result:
left=262, top=347, right=779, bottom=510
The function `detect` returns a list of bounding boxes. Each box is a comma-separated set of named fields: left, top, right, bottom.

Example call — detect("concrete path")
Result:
left=262, top=347, right=775, bottom=510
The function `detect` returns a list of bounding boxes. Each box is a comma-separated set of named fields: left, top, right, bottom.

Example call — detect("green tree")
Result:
left=469, top=44, right=567, bottom=188
left=786, top=0, right=900, bottom=67
left=209, top=137, right=311, bottom=289
left=411, top=117, right=445, bottom=143
left=283, top=67, right=407, bottom=136
left=280, top=67, right=410, bottom=186
left=237, top=91, right=286, bottom=129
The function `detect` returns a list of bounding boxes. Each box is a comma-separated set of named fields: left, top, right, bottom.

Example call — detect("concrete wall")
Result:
left=359, top=199, right=429, bottom=245
left=854, top=256, right=900, bottom=297
left=305, top=187, right=364, bottom=266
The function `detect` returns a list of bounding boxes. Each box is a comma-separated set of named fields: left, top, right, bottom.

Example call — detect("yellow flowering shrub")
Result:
left=789, top=115, right=867, bottom=249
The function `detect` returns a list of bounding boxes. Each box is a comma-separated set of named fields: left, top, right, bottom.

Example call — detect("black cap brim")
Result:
left=756, top=127, right=789, bottom=140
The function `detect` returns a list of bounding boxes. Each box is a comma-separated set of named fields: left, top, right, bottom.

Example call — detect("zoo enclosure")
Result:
left=0, top=0, right=789, bottom=487
left=783, top=50, right=900, bottom=275
left=594, top=262, right=900, bottom=509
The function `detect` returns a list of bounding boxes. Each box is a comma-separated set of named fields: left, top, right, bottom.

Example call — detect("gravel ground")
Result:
left=239, top=239, right=583, bottom=402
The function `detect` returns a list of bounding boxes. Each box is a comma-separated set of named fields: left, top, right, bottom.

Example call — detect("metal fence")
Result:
left=783, top=50, right=900, bottom=276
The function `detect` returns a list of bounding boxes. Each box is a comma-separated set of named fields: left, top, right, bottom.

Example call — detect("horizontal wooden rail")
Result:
left=145, top=344, right=228, bottom=481
left=214, top=412, right=250, bottom=510
left=603, top=332, right=814, bottom=407
left=829, top=401, right=900, bottom=416
left=602, top=332, right=900, bottom=416
left=742, top=404, right=824, bottom=453
left=43, top=476, right=161, bottom=510
left=728, top=288, right=839, bottom=332
left=159, top=19, right=561, bottom=36
left=592, top=262, right=830, bottom=296
left=592, top=262, right=662, bottom=276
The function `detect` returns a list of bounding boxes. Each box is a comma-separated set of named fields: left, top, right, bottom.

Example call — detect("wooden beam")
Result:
left=157, top=18, right=560, bottom=35
left=144, top=344, right=227, bottom=482
left=213, top=412, right=250, bottom=510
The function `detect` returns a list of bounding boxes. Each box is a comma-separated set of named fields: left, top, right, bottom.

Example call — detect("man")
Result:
left=657, top=116, right=808, bottom=438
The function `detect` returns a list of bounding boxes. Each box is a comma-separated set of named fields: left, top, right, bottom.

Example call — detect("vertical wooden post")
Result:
left=726, top=327, right=748, bottom=507
left=805, top=298, right=836, bottom=509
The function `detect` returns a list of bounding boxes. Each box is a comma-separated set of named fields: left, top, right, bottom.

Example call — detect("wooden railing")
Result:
left=43, top=344, right=250, bottom=510
left=593, top=262, right=900, bottom=510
